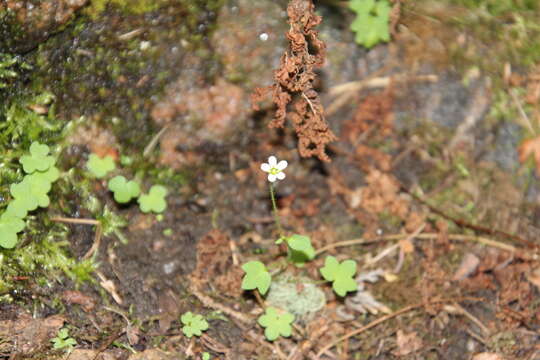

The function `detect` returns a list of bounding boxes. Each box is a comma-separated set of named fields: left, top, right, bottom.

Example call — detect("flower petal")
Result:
left=276, top=172, right=286, bottom=180
left=276, top=160, right=288, bottom=170
left=267, top=173, right=277, bottom=182
left=260, top=163, right=271, bottom=172
left=267, top=156, right=277, bottom=167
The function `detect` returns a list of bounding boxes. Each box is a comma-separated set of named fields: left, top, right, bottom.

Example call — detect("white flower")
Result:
left=260, top=156, right=287, bottom=183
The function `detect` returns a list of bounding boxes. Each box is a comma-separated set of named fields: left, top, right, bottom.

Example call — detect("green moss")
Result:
left=438, top=0, right=540, bottom=78
left=85, top=0, right=169, bottom=18
left=452, top=0, right=538, bottom=15
left=32, top=0, right=224, bottom=151
left=0, top=227, right=97, bottom=295
left=0, top=65, right=100, bottom=297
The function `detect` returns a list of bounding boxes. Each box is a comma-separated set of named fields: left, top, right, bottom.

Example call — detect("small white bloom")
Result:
left=259, top=32, right=269, bottom=41
left=260, top=156, right=287, bottom=183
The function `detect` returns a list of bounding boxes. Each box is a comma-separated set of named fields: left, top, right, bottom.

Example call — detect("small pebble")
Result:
left=259, top=33, right=269, bottom=41
left=140, top=41, right=151, bottom=51
left=163, top=261, right=176, bottom=275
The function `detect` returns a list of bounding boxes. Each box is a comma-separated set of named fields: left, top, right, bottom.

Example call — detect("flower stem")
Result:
left=269, top=183, right=283, bottom=237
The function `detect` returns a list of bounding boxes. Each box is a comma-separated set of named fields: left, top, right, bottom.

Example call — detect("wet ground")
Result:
left=1, top=0, right=540, bottom=359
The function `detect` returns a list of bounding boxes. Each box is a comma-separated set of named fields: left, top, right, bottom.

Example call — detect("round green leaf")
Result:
left=137, top=185, right=167, bottom=213
left=108, top=176, right=141, bottom=203
left=87, top=154, right=116, bottom=178
left=257, top=307, right=294, bottom=341
left=241, top=261, right=271, bottom=295
left=19, top=142, right=54, bottom=174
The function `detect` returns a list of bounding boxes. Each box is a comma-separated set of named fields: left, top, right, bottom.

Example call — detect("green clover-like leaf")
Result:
left=257, top=307, right=294, bottom=341
left=5, top=199, right=29, bottom=218
left=202, top=353, right=211, bottom=360
left=0, top=213, right=25, bottom=248
left=86, top=154, right=116, bottom=178
left=286, top=234, right=315, bottom=265
left=180, top=312, right=209, bottom=338
left=51, top=328, right=77, bottom=350
left=320, top=256, right=358, bottom=297
left=10, top=174, right=52, bottom=212
left=350, top=0, right=391, bottom=49
left=241, top=260, right=271, bottom=295
left=19, top=141, right=55, bottom=174
left=108, top=176, right=141, bottom=203
left=35, top=165, right=60, bottom=183
left=137, top=185, right=167, bottom=213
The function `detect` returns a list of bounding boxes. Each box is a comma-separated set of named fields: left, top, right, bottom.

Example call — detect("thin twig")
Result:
left=399, top=183, right=539, bottom=250
left=315, top=233, right=522, bottom=257
left=51, top=217, right=103, bottom=259
left=118, top=28, right=144, bottom=41
left=302, top=92, right=318, bottom=116
left=509, top=89, right=535, bottom=135
left=314, top=297, right=482, bottom=359
left=443, top=303, right=490, bottom=336
left=51, top=217, right=99, bottom=225
left=395, top=223, right=425, bottom=273
left=329, top=74, right=437, bottom=96
left=189, top=284, right=253, bottom=325
left=83, top=223, right=102, bottom=260
left=246, top=330, right=288, bottom=360
left=143, top=124, right=170, bottom=158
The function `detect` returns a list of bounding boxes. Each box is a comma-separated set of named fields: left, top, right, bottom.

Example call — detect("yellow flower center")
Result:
left=269, top=167, right=280, bottom=175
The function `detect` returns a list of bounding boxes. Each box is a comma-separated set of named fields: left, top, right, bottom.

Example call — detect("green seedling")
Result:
left=137, top=185, right=167, bottom=213
left=241, top=260, right=271, bottom=295
left=10, top=173, right=53, bottom=212
left=320, top=256, right=358, bottom=297
left=87, top=153, right=116, bottom=178
left=0, top=213, right=25, bottom=249
left=108, top=176, right=140, bottom=203
left=202, top=353, right=211, bottom=360
left=180, top=312, right=209, bottom=338
left=350, top=0, right=391, bottom=49
left=51, top=327, right=77, bottom=351
left=19, top=142, right=55, bottom=174
left=285, top=234, right=315, bottom=265
left=257, top=307, right=294, bottom=341
left=163, top=228, right=173, bottom=236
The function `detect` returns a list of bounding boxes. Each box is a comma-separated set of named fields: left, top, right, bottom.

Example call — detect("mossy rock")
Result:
left=265, top=274, right=326, bottom=322
left=0, top=0, right=88, bottom=53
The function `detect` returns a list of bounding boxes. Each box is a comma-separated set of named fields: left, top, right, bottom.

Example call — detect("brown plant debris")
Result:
left=252, top=0, right=336, bottom=161
left=190, top=229, right=243, bottom=298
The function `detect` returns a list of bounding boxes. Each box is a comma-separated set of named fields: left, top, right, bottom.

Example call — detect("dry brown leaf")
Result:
left=472, top=353, right=504, bottom=360
left=399, top=238, right=414, bottom=254
left=0, top=314, right=66, bottom=355
left=518, top=136, right=540, bottom=175
left=61, top=290, right=96, bottom=312
left=63, top=349, right=117, bottom=360
left=393, top=330, right=423, bottom=356
left=127, top=349, right=182, bottom=360
left=452, top=253, right=480, bottom=281
left=526, top=266, right=540, bottom=290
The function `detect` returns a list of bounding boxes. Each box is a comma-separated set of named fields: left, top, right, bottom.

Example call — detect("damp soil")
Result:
left=2, top=1, right=540, bottom=359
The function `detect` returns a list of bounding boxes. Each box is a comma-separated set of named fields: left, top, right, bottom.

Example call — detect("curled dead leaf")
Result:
left=393, top=330, right=423, bottom=356
left=452, top=253, right=480, bottom=281
left=518, top=136, right=540, bottom=175
left=472, top=353, right=504, bottom=360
